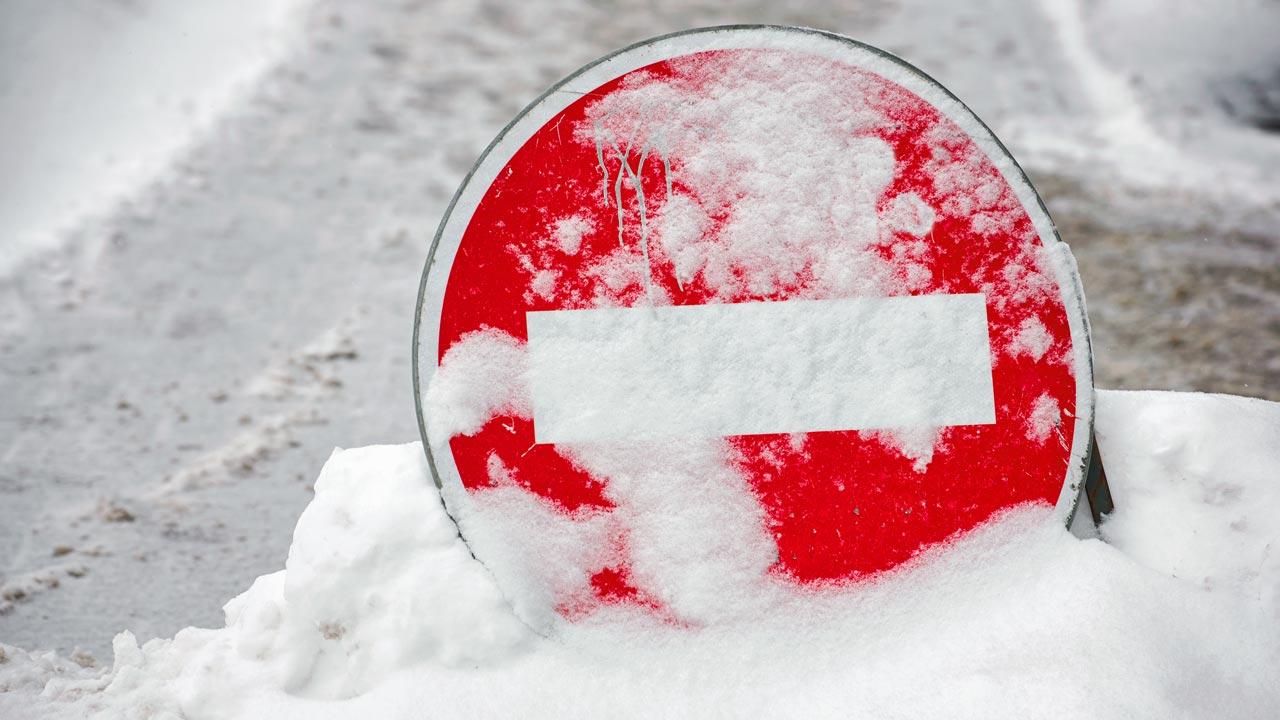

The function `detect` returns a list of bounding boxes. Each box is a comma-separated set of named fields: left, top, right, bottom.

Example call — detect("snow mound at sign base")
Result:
left=4, top=390, right=1279, bottom=719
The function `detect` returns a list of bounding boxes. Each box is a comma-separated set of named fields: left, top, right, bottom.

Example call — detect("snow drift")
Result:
left=2, top=389, right=1277, bottom=718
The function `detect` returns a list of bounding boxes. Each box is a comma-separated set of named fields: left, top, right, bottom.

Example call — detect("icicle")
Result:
left=592, top=120, right=610, bottom=207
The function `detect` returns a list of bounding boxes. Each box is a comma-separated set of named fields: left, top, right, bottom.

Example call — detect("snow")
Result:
left=1097, top=391, right=1280, bottom=608
left=1026, top=393, right=1063, bottom=443
left=583, top=51, right=902, bottom=301
left=1075, top=0, right=1280, bottom=203
left=4, top=390, right=1279, bottom=718
left=867, top=0, right=1280, bottom=222
left=423, top=329, right=530, bottom=443
left=2, top=0, right=1278, bottom=716
left=551, top=216, right=593, bottom=256
left=1009, top=317, right=1054, bottom=361
left=0, top=0, right=305, bottom=275
left=427, top=324, right=781, bottom=628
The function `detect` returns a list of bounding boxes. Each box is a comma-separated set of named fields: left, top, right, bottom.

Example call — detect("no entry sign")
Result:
left=414, top=26, right=1093, bottom=628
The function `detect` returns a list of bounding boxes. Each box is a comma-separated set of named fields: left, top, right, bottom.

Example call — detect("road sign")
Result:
left=414, top=26, right=1093, bottom=628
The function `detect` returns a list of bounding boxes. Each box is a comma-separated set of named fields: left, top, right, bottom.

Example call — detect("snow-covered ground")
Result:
left=0, top=0, right=306, bottom=276
left=1, top=0, right=1278, bottom=716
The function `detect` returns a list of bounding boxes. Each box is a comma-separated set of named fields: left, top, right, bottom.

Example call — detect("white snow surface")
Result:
left=1097, top=391, right=1280, bottom=608
left=878, top=0, right=1280, bottom=214
left=3, top=389, right=1277, bottom=718
left=0, top=0, right=306, bottom=275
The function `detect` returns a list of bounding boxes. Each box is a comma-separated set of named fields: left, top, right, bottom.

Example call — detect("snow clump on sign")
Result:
left=552, top=215, right=592, bottom=256
left=423, top=329, right=530, bottom=443
left=1009, top=316, right=1054, bottom=361
left=578, top=51, right=905, bottom=302
left=426, top=329, right=781, bottom=628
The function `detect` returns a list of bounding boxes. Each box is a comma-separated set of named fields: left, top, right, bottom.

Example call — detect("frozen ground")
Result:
left=1, top=0, right=1277, bottom=687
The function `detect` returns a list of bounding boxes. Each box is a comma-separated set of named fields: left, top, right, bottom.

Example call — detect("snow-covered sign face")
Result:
left=414, top=26, right=1093, bottom=629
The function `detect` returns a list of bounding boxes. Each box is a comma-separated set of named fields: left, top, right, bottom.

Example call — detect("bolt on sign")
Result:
left=414, top=26, right=1093, bottom=628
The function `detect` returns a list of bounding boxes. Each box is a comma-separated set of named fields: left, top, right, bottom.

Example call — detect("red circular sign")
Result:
left=414, top=27, right=1092, bottom=627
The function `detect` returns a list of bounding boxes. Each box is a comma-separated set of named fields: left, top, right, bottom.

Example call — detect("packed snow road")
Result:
left=1, top=0, right=1277, bottom=665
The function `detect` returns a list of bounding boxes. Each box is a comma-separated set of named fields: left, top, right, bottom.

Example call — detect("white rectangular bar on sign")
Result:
left=525, top=294, right=995, bottom=444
